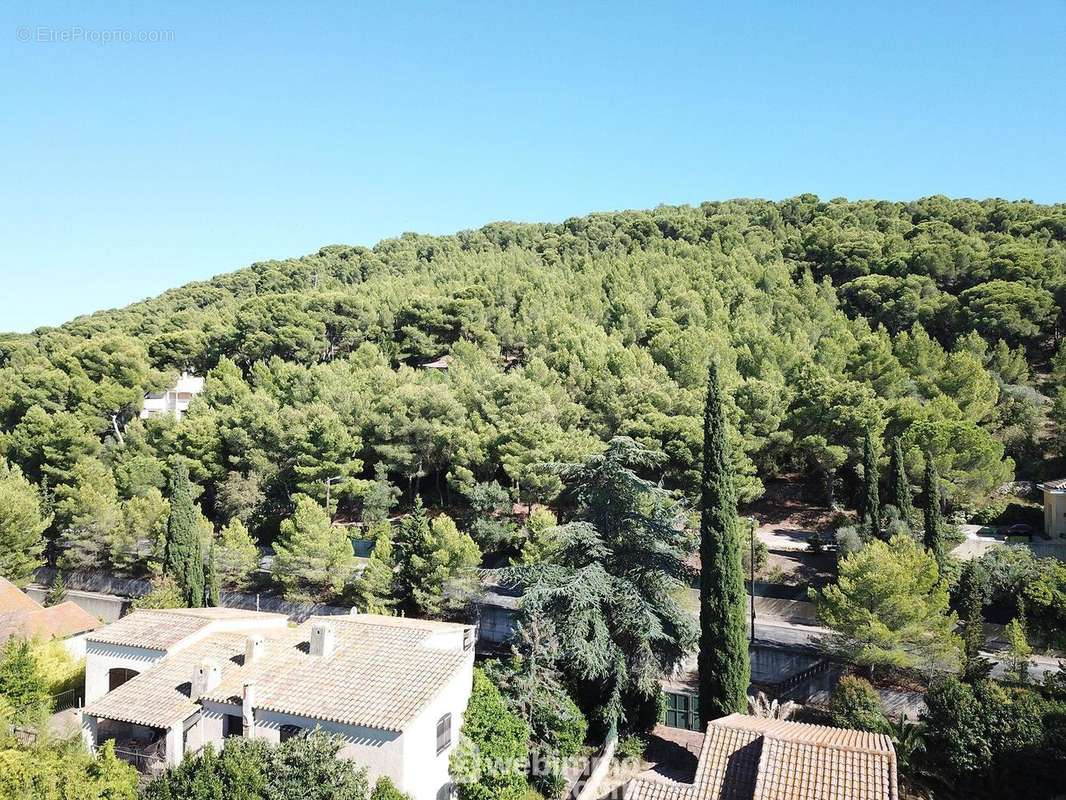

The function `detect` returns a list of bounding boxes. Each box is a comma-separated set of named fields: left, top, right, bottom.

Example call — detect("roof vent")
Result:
left=245, top=634, right=265, bottom=664
left=309, top=622, right=335, bottom=658
left=191, top=657, right=221, bottom=700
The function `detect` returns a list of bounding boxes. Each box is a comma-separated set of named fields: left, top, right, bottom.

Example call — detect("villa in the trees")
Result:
left=139, top=371, right=205, bottom=420
left=81, top=607, right=475, bottom=800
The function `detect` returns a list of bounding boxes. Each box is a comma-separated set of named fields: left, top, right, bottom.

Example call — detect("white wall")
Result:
left=84, top=642, right=166, bottom=705
left=400, top=653, right=474, bottom=800
left=199, top=655, right=472, bottom=800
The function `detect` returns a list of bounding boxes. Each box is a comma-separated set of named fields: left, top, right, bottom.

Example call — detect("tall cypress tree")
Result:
left=922, top=454, right=945, bottom=570
left=205, top=539, right=221, bottom=607
left=959, top=561, right=987, bottom=681
left=859, top=430, right=881, bottom=539
left=698, top=363, right=749, bottom=723
left=887, top=437, right=912, bottom=522
left=164, top=462, right=204, bottom=607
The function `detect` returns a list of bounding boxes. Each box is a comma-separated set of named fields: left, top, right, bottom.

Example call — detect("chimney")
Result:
left=242, top=681, right=256, bottom=739
left=191, top=657, right=221, bottom=701
left=244, top=634, right=265, bottom=665
left=309, top=622, right=335, bottom=658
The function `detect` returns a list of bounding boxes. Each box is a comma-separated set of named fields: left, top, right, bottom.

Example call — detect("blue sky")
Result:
left=1, top=1, right=1064, bottom=332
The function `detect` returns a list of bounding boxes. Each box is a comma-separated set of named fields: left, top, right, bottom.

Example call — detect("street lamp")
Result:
left=749, top=515, right=757, bottom=643
left=324, top=475, right=344, bottom=521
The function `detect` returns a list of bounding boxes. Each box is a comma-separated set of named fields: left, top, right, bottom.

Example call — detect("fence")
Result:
left=51, top=688, right=84, bottom=712
left=112, top=745, right=167, bottom=775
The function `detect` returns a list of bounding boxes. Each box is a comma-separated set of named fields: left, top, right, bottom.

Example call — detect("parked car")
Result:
left=1005, top=523, right=1035, bottom=539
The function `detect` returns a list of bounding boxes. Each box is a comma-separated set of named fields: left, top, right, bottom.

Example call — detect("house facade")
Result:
left=81, top=608, right=475, bottom=800
left=1040, top=479, right=1066, bottom=538
left=139, top=371, right=205, bottom=420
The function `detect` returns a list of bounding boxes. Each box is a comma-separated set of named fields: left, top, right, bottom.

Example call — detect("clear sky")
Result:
left=1, top=1, right=1064, bottom=332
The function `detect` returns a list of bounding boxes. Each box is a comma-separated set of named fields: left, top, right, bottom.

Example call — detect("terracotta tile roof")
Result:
left=0, top=578, right=101, bottom=644
left=0, top=601, right=100, bottom=643
left=624, top=714, right=897, bottom=800
left=85, top=633, right=249, bottom=727
left=0, top=578, right=41, bottom=613
left=202, top=615, right=471, bottom=732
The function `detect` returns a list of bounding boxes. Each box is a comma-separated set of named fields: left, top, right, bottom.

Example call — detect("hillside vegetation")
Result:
left=2, top=195, right=1065, bottom=567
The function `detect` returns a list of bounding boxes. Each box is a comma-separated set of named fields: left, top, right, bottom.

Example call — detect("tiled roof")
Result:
left=1041, top=478, right=1066, bottom=490
left=85, top=634, right=249, bottom=727
left=625, top=714, right=897, bottom=800
left=86, top=610, right=217, bottom=651
left=0, top=601, right=100, bottom=643
left=202, top=615, right=470, bottom=732
left=86, top=607, right=280, bottom=651
left=0, top=578, right=41, bottom=612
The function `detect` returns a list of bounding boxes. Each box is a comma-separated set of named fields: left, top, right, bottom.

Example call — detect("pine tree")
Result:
left=164, top=462, right=204, bottom=607
left=43, top=572, right=67, bottom=607
left=887, top=437, right=912, bottom=522
left=0, top=460, right=50, bottom=585
left=271, top=494, right=355, bottom=602
left=859, top=430, right=882, bottom=538
left=358, top=521, right=396, bottom=613
left=922, top=454, right=945, bottom=569
left=698, top=363, right=749, bottom=722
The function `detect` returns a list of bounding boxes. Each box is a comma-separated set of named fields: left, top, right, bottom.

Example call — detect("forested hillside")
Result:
left=2, top=195, right=1065, bottom=575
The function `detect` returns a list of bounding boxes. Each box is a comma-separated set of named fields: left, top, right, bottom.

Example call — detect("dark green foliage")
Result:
left=206, top=538, right=221, bottom=607
left=921, top=677, right=1061, bottom=797
left=0, top=196, right=1061, bottom=584
left=164, top=462, right=204, bottom=607
left=829, top=675, right=888, bottom=733
left=922, top=455, right=946, bottom=570
left=142, top=732, right=368, bottom=800
left=451, top=669, right=530, bottom=800
left=0, top=637, right=49, bottom=725
left=958, top=561, right=991, bottom=681
left=698, top=363, right=749, bottom=721
left=485, top=620, right=589, bottom=796
left=886, top=437, right=912, bottom=523
left=505, top=438, right=697, bottom=734
left=859, top=429, right=881, bottom=538
left=43, top=571, right=66, bottom=607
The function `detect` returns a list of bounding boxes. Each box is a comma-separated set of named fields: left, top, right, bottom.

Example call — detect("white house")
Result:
left=81, top=607, right=476, bottom=800
left=139, top=371, right=205, bottom=420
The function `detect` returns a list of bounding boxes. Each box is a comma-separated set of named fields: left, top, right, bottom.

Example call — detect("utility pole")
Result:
left=325, top=475, right=343, bottom=521
left=749, top=515, right=757, bottom=643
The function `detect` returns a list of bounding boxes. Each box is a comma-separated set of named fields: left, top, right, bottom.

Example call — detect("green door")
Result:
left=662, top=692, right=700, bottom=730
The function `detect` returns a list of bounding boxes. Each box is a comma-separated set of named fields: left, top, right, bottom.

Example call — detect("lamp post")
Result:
left=325, top=475, right=344, bottom=521
left=749, top=515, right=757, bottom=643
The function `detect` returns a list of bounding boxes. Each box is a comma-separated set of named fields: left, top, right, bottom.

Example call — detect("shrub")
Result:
left=370, top=776, right=410, bottom=800
left=829, top=676, right=888, bottom=733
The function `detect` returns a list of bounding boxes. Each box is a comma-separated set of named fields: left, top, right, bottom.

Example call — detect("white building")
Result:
left=139, top=371, right=205, bottom=420
left=81, top=608, right=476, bottom=800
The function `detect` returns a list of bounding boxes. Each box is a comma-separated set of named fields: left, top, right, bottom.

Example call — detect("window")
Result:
left=435, top=713, right=452, bottom=755
left=108, top=668, right=139, bottom=691
left=662, top=692, right=700, bottom=731
left=223, top=714, right=243, bottom=738
left=279, top=724, right=302, bottom=743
